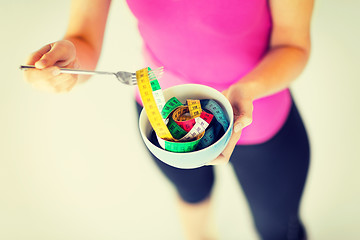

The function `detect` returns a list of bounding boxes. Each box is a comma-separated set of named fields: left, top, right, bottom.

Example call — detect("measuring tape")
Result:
left=200, top=99, right=229, bottom=132
left=150, top=79, right=166, bottom=113
left=187, top=99, right=202, bottom=118
left=167, top=117, right=188, bottom=139
left=161, top=97, right=183, bottom=119
left=172, top=106, right=195, bottom=131
left=136, top=68, right=173, bottom=141
left=136, top=67, right=230, bottom=153
left=157, top=131, right=205, bottom=153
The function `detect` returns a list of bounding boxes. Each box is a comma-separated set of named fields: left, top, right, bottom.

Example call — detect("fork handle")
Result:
left=19, top=65, right=115, bottom=76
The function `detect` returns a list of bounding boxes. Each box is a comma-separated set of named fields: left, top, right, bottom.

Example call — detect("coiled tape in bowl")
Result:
left=136, top=67, right=230, bottom=153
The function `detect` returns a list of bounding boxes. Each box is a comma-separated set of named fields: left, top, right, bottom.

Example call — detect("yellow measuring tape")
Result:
left=187, top=99, right=202, bottom=118
left=136, top=68, right=174, bottom=141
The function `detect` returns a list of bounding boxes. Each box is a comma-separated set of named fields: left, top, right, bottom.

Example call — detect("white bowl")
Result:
left=139, top=84, right=233, bottom=169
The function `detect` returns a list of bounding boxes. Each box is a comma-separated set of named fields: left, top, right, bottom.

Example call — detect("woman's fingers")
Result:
left=23, top=66, right=60, bottom=84
left=233, top=101, right=253, bottom=133
left=205, top=85, right=255, bottom=166
left=23, top=40, right=78, bottom=93
left=24, top=66, right=77, bottom=93
left=26, top=44, right=52, bottom=65
left=222, top=85, right=254, bottom=133
left=53, top=76, right=78, bottom=93
left=35, top=41, right=76, bottom=69
left=206, top=129, right=242, bottom=165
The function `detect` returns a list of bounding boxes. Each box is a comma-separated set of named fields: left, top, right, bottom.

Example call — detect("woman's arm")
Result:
left=24, top=0, right=111, bottom=92
left=210, top=0, right=314, bottom=165
left=235, top=0, right=314, bottom=100
left=63, top=0, right=112, bottom=73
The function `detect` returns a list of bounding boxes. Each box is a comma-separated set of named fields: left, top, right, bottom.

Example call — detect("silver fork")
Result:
left=19, top=65, right=164, bottom=85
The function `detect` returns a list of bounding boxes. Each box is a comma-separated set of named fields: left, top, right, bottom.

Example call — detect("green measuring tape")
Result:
left=161, top=97, right=183, bottom=119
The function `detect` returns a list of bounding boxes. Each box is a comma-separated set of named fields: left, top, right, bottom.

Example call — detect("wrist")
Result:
left=233, top=80, right=260, bottom=101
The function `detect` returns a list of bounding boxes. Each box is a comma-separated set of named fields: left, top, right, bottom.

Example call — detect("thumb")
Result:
left=26, top=44, right=52, bottom=65
left=233, top=114, right=253, bottom=133
left=35, top=42, right=74, bottom=69
left=231, top=99, right=253, bottom=133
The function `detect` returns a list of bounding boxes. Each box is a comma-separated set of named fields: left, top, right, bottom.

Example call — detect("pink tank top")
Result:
left=127, top=0, right=292, bottom=145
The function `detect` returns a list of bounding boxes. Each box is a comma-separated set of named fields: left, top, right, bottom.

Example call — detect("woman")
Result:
left=23, top=0, right=314, bottom=239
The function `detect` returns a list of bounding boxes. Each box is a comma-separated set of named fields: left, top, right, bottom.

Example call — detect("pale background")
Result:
left=1, top=0, right=359, bottom=239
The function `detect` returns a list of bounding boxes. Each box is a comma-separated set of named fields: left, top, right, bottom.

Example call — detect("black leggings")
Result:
left=136, top=99, right=310, bottom=240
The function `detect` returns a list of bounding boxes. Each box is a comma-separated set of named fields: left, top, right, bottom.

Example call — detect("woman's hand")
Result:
left=23, top=40, right=79, bottom=93
left=207, top=83, right=254, bottom=165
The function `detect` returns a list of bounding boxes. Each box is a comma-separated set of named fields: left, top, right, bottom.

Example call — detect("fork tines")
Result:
left=131, top=66, right=164, bottom=85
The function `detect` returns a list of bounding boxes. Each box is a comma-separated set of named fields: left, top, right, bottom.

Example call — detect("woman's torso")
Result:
left=127, top=0, right=292, bottom=145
